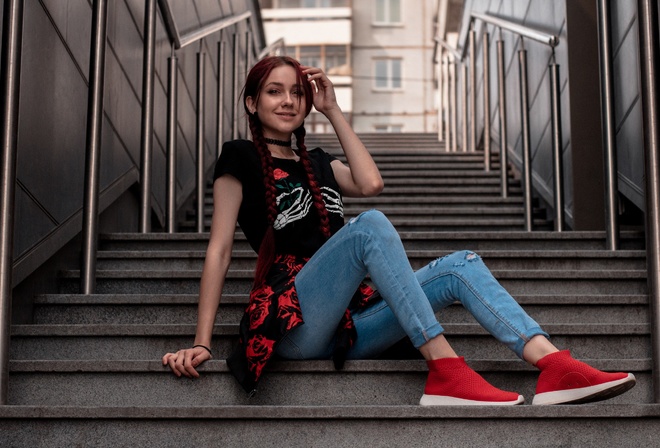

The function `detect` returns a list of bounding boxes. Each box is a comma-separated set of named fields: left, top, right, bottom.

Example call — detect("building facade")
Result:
left=260, top=0, right=440, bottom=133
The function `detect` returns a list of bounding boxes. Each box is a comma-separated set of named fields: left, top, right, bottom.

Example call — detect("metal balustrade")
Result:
left=434, top=2, right=660, bottom=402
left=434, top=12, right=563, bottom=232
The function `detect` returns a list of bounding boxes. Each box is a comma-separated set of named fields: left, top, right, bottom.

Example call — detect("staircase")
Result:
left=3, top=133, right=659, bottom=446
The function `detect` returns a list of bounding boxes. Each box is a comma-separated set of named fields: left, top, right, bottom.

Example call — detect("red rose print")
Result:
left=273, top=168, right=288, bottom=180
left=277, top=287, right=303, bottom=331
left=246, top=335, right=276, bottom=378
left=247, top=285, right=274, bottom=330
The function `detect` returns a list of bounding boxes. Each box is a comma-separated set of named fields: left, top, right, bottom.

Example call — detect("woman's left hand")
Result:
left=302, top=66, right=340, bottom=115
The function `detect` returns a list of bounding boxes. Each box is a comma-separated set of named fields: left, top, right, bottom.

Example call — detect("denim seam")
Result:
left=363, top=230, right=438, bottom=345
left=277, top=334, right=305, bottom=360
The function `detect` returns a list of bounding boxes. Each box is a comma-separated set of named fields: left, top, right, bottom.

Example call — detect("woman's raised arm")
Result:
left=302, top=66, right=384, bottom=198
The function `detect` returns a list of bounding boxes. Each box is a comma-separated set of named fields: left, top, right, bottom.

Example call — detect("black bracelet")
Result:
left=193, top=344, right=213, bottom=358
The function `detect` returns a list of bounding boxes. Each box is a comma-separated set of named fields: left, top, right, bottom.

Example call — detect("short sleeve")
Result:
left=214, top=140, right=253, bottom=183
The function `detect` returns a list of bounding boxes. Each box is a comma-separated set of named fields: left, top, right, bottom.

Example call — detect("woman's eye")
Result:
left=267, top=89, right=280, bottom=95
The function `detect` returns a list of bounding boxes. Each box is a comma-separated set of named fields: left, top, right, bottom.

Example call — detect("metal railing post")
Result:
left=436, top=58, right=443, bottom=142
left=0, top=0, right=23, bottom=406
left=81, top=0, right=109, bottom=294
left=549, top=62, right=565, bottom=232
left=469, top=27, right=477, bottom=152
left=518, top=48, right=533, bottom=231
left=450, top=60, right=458, bottom=152
left=244, top=30, right=252, bottom=138
left=196, top=52, right=206, bottom=233
left=166, top=51, right=178, bottom=234
left=497, top=38, right=509, bottom=198
left=597, top=0, right=619, bottom=249
left=637, top=0, right=660, bottom=403
left=461, top=64, right=468, bottom=152
left=482, top=31, right=491, bottom=172
left=216, top=40, right=226, bottom=160
left=443, top=57, right=451, bottom=149
left=139, top=0, right=157, bottom=233
left=232, top=33, right=240, bottom=140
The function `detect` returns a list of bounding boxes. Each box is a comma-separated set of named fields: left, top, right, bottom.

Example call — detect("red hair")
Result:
left=244, top=56, right=331, bottom=287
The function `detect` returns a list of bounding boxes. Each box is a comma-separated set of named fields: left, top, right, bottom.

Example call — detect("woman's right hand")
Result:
left=162, top=346, right=211, bottom=378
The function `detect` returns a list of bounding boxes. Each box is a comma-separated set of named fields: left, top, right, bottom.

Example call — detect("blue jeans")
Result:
left=275, top=210, right=548, bottom=361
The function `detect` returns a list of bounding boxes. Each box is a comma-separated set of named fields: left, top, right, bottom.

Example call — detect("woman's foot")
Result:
left=419, top=357, right=524, bottom=406
left=532, top=350, right=636, bottom=405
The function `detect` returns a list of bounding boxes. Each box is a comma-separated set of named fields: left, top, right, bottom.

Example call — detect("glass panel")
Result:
left=374, top=60, right=388, bottom=88
left=391, top=59, right=402, bottom=88
left=325, top=45, right=347, bottom=73
left=375, top=0, right=386, bottom=22
left=389, top=0, right=401, bottom=22
left=300, top=46, right=321, bottom=68
left=280, top=0, right=300, bottom=8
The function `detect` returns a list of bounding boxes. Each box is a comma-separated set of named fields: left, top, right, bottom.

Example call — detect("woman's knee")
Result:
left=348, top=209, right=398, bottom=240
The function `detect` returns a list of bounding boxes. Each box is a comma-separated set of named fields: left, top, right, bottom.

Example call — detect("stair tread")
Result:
left=95, top=249, right=646, bottom=259
left=8, top=358, right=651, bottom=373
left=32, top=293, right=650, bottom=305
left=1, top=404, right=659, bottom=420
left=60, top=269, right=648, bottom=279
left=11, top=323, right=650, bottom=336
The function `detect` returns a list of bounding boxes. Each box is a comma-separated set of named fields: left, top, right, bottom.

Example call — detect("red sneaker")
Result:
left=532, top=350, right=636, bottom=405
left=419, top=357, right=524, bottom=406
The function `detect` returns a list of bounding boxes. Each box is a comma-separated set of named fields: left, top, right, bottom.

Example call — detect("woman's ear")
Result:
left=245, top=96, right=256, bottom=115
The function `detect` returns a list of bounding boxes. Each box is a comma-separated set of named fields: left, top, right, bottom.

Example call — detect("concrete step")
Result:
left=94, top=249, right=646, bottom=271
left=2, top=404, right=659, bottom=448
left=6, top=359, right=651, bottom=407
left=10, top=323, right=651, bottom=361
left=31, top=294, right=649, bottom=326
left=98, top=231, right=646, bottom=251
left=57, top=268, right=648, bottom=295
left=180, top=217, right=552, bottom=232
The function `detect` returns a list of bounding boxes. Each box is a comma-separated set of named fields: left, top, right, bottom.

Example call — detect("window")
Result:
left=374, top=0, right=401, bottom=24
left=299, top=46, right=321, bottom=68
left=375, top=124, right=403, bottom=133
left=286, top=45, right=349, bottom=74
left=325, top=45, right=348, bottom=74
left=274, top=0, right=348, bottom=7
left=374, top=59, right=402, bottom=90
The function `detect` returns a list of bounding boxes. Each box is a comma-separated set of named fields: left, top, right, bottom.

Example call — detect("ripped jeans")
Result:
left=274, top=209, right=548, bottom=361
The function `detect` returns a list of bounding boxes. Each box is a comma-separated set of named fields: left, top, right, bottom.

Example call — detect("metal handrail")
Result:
left=435, top=10, right=565, bottom=231
left=0, top=0, right=23, bottom=406
left=470, top=12, right=559, bottom=47
left=637, top=0, right=660, bottom=403
left=158, top=0, right=252, bottom=50
left=257, top=37, right=286, bottom=60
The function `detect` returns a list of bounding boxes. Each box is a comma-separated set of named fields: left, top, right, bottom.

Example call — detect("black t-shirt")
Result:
left=213, top=139, right=345, bottom=257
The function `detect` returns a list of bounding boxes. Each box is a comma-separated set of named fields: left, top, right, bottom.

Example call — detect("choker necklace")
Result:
left=264, top=137, right=292, bottom=147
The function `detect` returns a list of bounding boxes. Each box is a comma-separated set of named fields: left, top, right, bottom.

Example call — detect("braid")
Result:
left=295, top=125, right=332, bottom=239
left=249, top=115, right=277, bottom=287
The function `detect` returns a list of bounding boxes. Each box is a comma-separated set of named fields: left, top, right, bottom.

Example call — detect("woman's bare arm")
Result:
left=162, top=174, right=242, bottom=377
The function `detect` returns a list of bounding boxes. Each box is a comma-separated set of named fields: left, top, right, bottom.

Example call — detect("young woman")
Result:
left=163, top=55, right=636, bottom=406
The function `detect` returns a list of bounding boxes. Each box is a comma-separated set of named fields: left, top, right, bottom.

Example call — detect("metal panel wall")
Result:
left=10, top=0, right=262, bottom=286
left=610, top=0, right=645, bottom=211
left=456, top=0, right=606, bottom=229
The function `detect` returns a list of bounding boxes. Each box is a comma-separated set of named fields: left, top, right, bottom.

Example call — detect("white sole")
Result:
left=420, top=394, right=524, bottom=406
left=532, top=373, right=636, bottom=405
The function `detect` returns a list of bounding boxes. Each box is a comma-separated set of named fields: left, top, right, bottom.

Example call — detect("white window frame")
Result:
left=373, top=58, right=403, bottom=91
left=373, top=0, right=402, bottom=25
